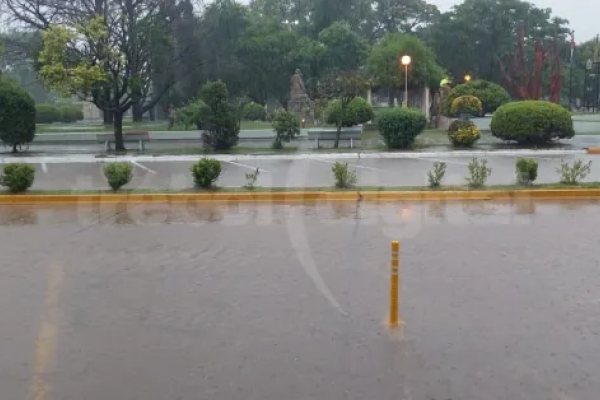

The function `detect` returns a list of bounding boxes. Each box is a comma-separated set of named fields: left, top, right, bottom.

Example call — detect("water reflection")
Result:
left=0, top=206, right=38, bottom=226
left=0, top=200, right=598, bottom=228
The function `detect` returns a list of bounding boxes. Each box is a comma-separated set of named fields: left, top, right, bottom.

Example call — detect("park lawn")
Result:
left=36, top=120, right=275, bottom=134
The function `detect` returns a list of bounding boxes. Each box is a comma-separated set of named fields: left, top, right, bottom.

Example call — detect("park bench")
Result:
left=97, top=131, right=151, bottom=151
left=307, top=126, right=363, bottom=149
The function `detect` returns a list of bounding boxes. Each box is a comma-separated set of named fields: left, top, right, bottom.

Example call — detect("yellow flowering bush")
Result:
left=450, top=95, right=483, bottom=117
left=448, top=122, right=480, bottom=147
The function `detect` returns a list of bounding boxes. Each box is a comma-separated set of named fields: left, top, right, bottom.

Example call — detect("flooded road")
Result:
left=1, top=200, right=600, bottom=400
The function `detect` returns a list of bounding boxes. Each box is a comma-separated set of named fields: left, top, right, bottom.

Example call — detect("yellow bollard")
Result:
left=389, top=240, right=400, bottom=327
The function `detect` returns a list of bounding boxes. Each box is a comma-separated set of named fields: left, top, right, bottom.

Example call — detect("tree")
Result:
left=421, top=0, right=570, bottom=84
left=236, top=16, right=320, bottom=105
left=0, top=83, right=36, bottom=153
left=271, top=109, right=300, bottom=149
left=23, top=0, right=192, bottom=151
left=318, top=70, right=372, bottom=148
left=317, top=22, right=369, bottom=74
left=198, top=80, right=240, bottom=151
left=369, top=0, right=439, bottom=40
left=367, top=33, right=444, bottom=106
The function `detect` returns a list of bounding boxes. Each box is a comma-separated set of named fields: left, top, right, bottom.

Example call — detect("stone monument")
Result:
left=287, top=69, right=314, bottom=124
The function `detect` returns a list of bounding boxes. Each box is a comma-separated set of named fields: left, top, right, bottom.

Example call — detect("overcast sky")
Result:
left=236, top=0, right=599, bottom=43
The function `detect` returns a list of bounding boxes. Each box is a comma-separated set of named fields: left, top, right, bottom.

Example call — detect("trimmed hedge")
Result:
left=59, top=106, right=84, bottom=123
left=450, top=95, right=483, bottom=117
left=490, top=101, right=574, bottom=144
left=36, top=104, right=61, bottom=123
left=378, top=107, right=427, bottom=149
left=442, top=80, right=510, bottom=116
left=36, top=104, right=84, bottom=123
left=325, top=97, right=374, bottom=127
left=0, top=86, right=36, bottom=152
left=242, top=102, right=266, bottom=121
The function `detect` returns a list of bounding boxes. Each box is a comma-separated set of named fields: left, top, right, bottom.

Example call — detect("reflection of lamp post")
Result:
left=464, top=74, right=472, bottom=82
left=400, top=55, right=411, bottom=108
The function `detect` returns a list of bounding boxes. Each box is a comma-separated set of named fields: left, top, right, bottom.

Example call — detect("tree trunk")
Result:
left=388, top=87, right=394, bottom=107
left=113, top=111, right=126, bottom=152
left=132, top=101, right=143, bottom=122
left=149, top=106, right=155, bottom=121
left=334, top=125, right=341, bottom=149
left=103, top=110, right=113, bottom=125
left=12, top=143, right=18, bottom=153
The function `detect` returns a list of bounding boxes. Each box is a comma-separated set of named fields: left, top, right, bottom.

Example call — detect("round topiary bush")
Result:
left=242, top=102, right=267, bottom=121
left=448, top=122, right=480, bottom=147
left=0, top=163, right=36, bottom=193
left=450, top=95, right=483, bottom=117
left=442, top=80, right=510, bottom=116
left=378, top=108, right=427, bottom=149
left=0, top=86, right=36, bottom=153
left=325, top=97, right=374, bottom=127
left=35, top=103, right=61, bottom=123
left=490, top=100, right=575, bottom=144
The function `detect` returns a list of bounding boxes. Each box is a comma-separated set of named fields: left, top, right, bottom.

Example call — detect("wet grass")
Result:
left=7, top=182, right=600, bottom=196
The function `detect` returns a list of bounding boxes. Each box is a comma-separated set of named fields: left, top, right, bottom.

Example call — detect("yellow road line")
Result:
left=29, top=262, right=64, bottom=400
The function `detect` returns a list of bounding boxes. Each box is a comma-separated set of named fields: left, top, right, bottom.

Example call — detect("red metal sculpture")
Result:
left=498, top=20, right=562, bottom=103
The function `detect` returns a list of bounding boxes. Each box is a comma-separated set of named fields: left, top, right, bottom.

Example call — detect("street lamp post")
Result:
left=400, top=55, right=411, bottom=108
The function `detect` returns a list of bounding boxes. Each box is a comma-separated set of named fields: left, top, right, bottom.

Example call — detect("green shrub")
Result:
left=448, top=123, right=480, bottom=147
left=35, top=103, right=61, bottom=123
left=332, top=162, right=357, bottom=188
left=442, top=80, right=510, bottom=116
left=450, top=95, right=483, bottom=117
left=191, top=158, right=222, bottom=189
left=59, top=106, right=84, bottom=123
left=199, top=81, right=240, bottom=151
left=428, top=161, right=446, bottom=188
left=490, top=101, right=574, bottom=144
left=515, top=158, right=538, bottom=185
left=378, top=107, right=427, bottom=149
left=174, top=98, right=206, bottom=130
left=0, top=86, right=36, bottom=153
left=103, top=162, right=133, bottom=191
left=0, top=163, right=35, bottom=193
left=242, top=102, right=266, bottom=121
left=466, top=158, right=491, bottom=188
left=557, top=159, right=592, bottom=184
left=325, top=97, right=374, bottom=127
left=271, top=110, right=300, bottom=149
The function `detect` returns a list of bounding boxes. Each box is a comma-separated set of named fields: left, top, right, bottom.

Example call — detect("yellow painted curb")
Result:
left=587, top=147, right=600, bottom=154
left=1, top=189, right=600, bottom=205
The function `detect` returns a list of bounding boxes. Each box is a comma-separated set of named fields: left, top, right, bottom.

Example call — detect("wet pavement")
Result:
left=2, top=201, right=600, bottom=400
left=11, top=152, right=600, bottom=191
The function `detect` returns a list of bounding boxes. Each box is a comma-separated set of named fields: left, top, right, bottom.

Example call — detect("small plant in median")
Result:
left=515, top=158, right=538, bottom=186
left=557, top=159, right=592, bottom=185
left=0, top=163, right=35, bottom=193
left=332, top=162, right=357, bottom=188
left=427, top=161, right=446, bottom=188
left=244, top=168, right=260, bottom=190
left=191, top=158, right=222, bottom=189
left=466, top=158, right=491, bottom=188
left=103, top=162, right=133, bottom=191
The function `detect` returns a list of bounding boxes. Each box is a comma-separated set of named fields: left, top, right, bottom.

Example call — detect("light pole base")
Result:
left=402, top=101, right=408, bottom=109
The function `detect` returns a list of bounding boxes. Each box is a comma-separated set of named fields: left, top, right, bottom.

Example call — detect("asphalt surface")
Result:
left=2, top=201, right=600, bottom=400
left=11, top=152, right=600, bottom=190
